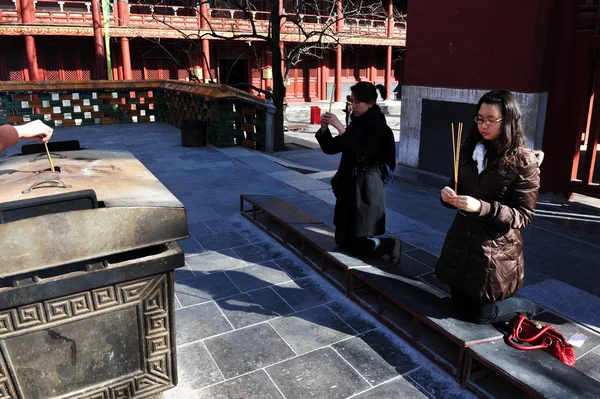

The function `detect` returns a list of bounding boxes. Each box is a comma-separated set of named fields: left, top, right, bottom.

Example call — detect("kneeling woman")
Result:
left=316, top=82, right=400, bottom=264
left=436, top=90, right=542, bottom=324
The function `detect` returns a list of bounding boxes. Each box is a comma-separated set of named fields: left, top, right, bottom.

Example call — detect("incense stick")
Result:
left=44, top=142, right=55, bottom=172
left=328, top=83, right=336, bottom=113
left=451, top=122, right=463, bottom=193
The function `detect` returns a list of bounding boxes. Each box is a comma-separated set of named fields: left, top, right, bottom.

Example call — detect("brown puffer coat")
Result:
left=435, top=146, right=541, bottom=303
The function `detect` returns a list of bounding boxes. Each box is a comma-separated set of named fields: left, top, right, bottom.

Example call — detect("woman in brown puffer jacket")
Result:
left=435, top=90, right=541, bottom=324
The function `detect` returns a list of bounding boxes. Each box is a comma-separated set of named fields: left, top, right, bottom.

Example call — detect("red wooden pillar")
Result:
left=335, top=44, right=342, bottom=102
left=117, top=0, right=132, bottom=80
left=91, top=0, right=106, bottom=79
left=369, top=60, right=377, bottom=84
left=336, top=0, right=343, bottom=32
left=321, top=57, right=328, bottom=100
left=19, top=0, right=39, bottom=81
left=334, top=0, right=342, bottom=101
left=582, top=59, right=600, bottom=187
left=202, top=39, right=210, bottom=82
left=386, top=0, right=393, bottom=37
left=200, top=1, right=210, bottom=82
left=384, top=45, right=391, bottom=100
left=279, top=0, right=285, bottom=84
left=383, top=0, right=393, bottom=100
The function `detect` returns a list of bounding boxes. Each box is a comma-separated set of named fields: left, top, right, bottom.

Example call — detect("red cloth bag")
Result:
left=506, top=315, right=576, bottom=367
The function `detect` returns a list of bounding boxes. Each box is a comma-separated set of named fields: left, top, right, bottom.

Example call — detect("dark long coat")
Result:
left=315, top=105, right=395, bottom=238
left=435, top=144, right=541, bottom=303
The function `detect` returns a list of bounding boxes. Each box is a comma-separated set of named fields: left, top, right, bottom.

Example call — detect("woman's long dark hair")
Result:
left=351, top=82, right=386, bottom=104
left=467, top=90, right=525, bottom=168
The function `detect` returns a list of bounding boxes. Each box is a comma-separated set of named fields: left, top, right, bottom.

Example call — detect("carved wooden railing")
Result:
left=0, top=1, right=406, bottom=42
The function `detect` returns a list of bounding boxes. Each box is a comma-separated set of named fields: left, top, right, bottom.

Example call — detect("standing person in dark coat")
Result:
left=436, top=90, right=542, bottom=324
left=316, top=82, right=401, bottom=264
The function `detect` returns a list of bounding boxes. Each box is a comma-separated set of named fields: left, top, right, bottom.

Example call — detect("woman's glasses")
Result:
left=474, top=117, right=503, bottom=126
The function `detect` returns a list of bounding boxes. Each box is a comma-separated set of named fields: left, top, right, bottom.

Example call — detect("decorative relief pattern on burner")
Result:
left=0, top=274, right=175, bottom=399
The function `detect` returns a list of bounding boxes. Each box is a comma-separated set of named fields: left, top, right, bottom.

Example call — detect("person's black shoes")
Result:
left=388, top=239, right=402, bottom=266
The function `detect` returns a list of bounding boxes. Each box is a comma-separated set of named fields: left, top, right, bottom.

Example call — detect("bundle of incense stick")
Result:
left=328, top=83, right=336, bottom=113
left=451, top=122, right=463, bottom=193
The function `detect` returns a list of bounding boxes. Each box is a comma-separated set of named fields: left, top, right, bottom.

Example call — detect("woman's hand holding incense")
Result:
left=441, top=186, right=482, bottom=213
left=15, top=120, right=53, bottom=143
left=321, top=112, right=345, bottom=135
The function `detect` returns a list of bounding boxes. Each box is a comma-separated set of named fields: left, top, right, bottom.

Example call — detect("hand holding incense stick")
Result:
left=451, top=122, right=463, bottom=193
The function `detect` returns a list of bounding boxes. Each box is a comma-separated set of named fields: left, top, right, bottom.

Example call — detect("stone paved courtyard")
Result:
left=4, top=122, right=599, bottom=398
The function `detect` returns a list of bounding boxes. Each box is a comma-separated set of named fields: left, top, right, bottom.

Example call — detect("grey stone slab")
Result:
left=195, top=231, right=250, bottom=251
left=211, top=204, right=243, bottom=218
left=519, top=279, right=600, bottom=334
left=225, top=261, right=292, bottom=292
left=332, top=329, right=419, bottom=385
left=185, top=249, right=245, bottom=274
left=205, top=323, right=295, bottom=379
left=309, top=188, right=337, bottom=205
left=189, top=370, right=284, bottom=399
left=273, top=257, right=311, bottom=280
left=175, top=273, right=241, bottom=307
left=176, top=302, right=233, bottom=345
left=217, top=287, right=294, bottom=329
left=267, top=170, right=332, bottom=191
left=185, top=205, right=222, bottom=223
left=178, top=237, right=205, bottom=256
left=269, top=305, right=356, bottom=354
left=271, top=277, right=331, bottom=311
left=352, top=376, right=428, bottom=399
left=175, top=263, right=195, bottom=282
left=326, top=301, right=378, bottom=334
left=232, top=241, right=287, bottom=264
left=204, top=215, right=266, bottom=243
left=576, top=351, right=600, bottom=383
left=418, top=271, right=451, bottom=295
left=165, top=341, right=223, bottom=394
left=393, top=229, right=445, bottom=256
left=396, top=252, right=434, bottom=277
left=237, top=156, right=290, bottom=173
left=468, top=340, right=600, bottom=399
left=266, top=347, right=370, bottom=399
left=407, top=367, right=476, bottom=399
left=404, top=248, right=440, bottom=268
left=533, top=311, right=600, bottom=358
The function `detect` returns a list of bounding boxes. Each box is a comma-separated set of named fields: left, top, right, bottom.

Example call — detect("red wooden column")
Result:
left=19, top=0, right=39, bottom=81
left=334, top=0, right=343, bottom=101
left=200, top=1, right=210, bottom=82
left=335, top=44, right=342, bottom=102
left=279, top=0, right=286, bottom=85
left=117, top=0, right=132, bottom=80
left=202, top=39, right=210, bottom=82
left=91, top=0, right=106, bottom=79
left=383, top=0, right=393, bottom=99
left=321, top=57, right=328, bottom=100
left=384, top=45, right=391, bottom=100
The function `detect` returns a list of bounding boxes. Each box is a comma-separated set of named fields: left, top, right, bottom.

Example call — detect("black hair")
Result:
left=466, top=89, right=525, bottom=168
left=350, top=82, right=386, bottom=104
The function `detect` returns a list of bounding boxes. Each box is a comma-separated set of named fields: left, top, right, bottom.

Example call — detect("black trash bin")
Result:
left=181, top=119, right=208, bottom=147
